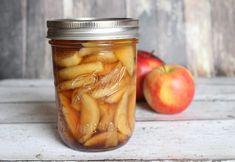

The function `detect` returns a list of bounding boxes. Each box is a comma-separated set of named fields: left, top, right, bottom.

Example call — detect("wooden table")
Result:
left=0, top=78, right=235, bottom=161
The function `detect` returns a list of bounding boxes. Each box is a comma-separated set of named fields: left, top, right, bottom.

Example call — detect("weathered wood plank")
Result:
left=44, top=0, right=63, bottom=19
left=63, top=0, right=93, bottom=18
left=195, top=77, right=235, bottom=85
left=44, top=0, right=63, bottom=79
left=0, top=121, right=234, bottom=160
left=0, top=102, right=57, bottom=123
left=127, top=0, right=187, bottom=66
left=71, top=0, right=94, bottom=17
left=0, top=87, right=55, bottom=102
left=71, top=0, right=126, bottom=18
left=0, top=0, right=25, bottom=78
left=184, top=0, right=215, bottom=77
left=126, top=0, right=158, bottom=53
left=136, top=101, right=235, bottom=121
left=210, top=0, right=235, bottom=76
left=33, top=161, right=233, bottom=162
left=25, top=0, right=52, bottom=78
left=155, top=0, right=187, bottom=66
left=1, top=1, right=235, bottom=79
left=92, top=0, right=126, bottom=17
left=0, top=100, right=234, bottom=124
left=1, top=78, right=235, bottom=87
left=195, top=84, right=235, bottom=101
left=62, top=0, right=73, bottom=18
left=1, top=83, right=235, bottom=102
left=0, top=79, right=54, bottom=87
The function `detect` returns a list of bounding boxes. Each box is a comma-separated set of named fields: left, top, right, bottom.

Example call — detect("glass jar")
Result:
left=47, top=18, right=138, bottom=151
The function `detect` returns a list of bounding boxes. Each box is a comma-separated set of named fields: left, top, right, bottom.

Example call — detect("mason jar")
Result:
left=47, top=18, right=138, bottom=151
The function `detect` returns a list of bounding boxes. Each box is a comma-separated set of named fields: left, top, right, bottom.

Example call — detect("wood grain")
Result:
left=155, top=0, right=187, bottom=66
left=128, top=0, right=187, bottom=65
left=184, top=0, right=215, bottom=77
left=0, top=102, right=57, bottom=123
left=0, top=78, right=235, bottom=123
left=92, top=0, right=126, bottom=17
left=72, top=0, right=126, bottom=18
left=0, top=79, right=53, bottom=87
left=0, top=100, right=235, bottom=124
left=0, top=79, right=235, bottom=160
left=44, top=0, right=63, bottom=79
left=0, top=121, right=234, bottom=160
left=0, top=0, right=25, bottom=78
left=1, top=1, right=235, bottom=78
left=127, top=0, right=159, bottom=57
left=210, top=0, right=235, bottom=76
left=1, top=78, right=234, bottom=87
left=1, top=79, right=235, bottom=103
left=25, top=0, right=63, bottom=79
left=136, top=101, right=235, bottom=121
left=72, top=0, right=94, bottom=17
left=0, top=87, right=55, bottom=102
left=25, top=0, right=46, bottom=78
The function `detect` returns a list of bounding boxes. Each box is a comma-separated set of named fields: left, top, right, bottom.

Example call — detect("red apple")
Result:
left=143, top=65, right=195, bottom=114
left=137, top=50, right=164, bottom=101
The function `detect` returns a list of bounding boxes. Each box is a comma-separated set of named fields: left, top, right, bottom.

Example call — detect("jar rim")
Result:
left=47, top=18, right=139, bottom=40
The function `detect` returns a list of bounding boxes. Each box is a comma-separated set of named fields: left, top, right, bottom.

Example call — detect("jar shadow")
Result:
left=27, top=102, right=62, bottom=144
left=28, top=102, right=57, bottom=122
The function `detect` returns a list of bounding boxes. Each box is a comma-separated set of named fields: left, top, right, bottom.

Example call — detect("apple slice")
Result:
left=128, top=84, right=136, bottom=95
left=70, top=89, right=82, bottom=111
left=55, top=51, right=82, bottom=67
left=97, top=62, right=118, bottom=76
left=61, top=90, right=73, bottom=99
left=92, top=84, right=119, bottom=99
left=105, top=85, right=126, bottom=103
left=117, top=132, right=128, bottom=143
left=104, top=130, right=118, bottom=148
left=78, top=47, right=102, bottom=57
left=92, top=64, right=130, bottom=99
left=72, top=101, right=81, bottom=112
left=97, top=103, right=115, bottom=132
left=58, top=114, right=78, bottom=146
left=91, top=75, right=129, bottom=99
left=114, top=91, right=131, bottom=136
left=115, top=45, right=135, bottom=76
left=57, top=73, right=97, bottom=91
left=84, top=132, right=106, bottom=147
left=92, top=64, right=126, bottom=99
left=84, top=131, right=118, bottom=148
left=59, top=93, right=80, bottom=138
left=129, top=76, right=136, bottom=95
left=82, top=51, right=117, bottom=63
left=79, top=93, right=100, bottom=143
left=128, top=91, right=136, bottom=131
left=58, top=62, right=104, bottom=80
left=99, top=63, right=125, bottom=85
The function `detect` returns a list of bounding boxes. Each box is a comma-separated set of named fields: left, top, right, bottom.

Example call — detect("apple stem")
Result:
left=151, top=50, right=155, bottom=56
left=162, top=63, right=167, bottom=73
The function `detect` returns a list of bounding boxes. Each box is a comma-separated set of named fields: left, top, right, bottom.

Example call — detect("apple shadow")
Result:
left=137, top=101, right=159, bottom=113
